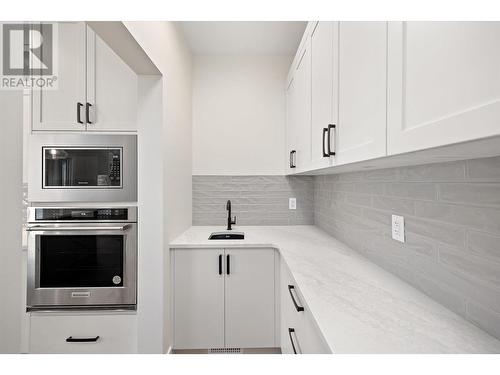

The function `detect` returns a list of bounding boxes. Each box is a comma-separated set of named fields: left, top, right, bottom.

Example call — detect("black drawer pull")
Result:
left=218, top=254, right=222, bottom=275
left=86, top=102, right=93, bottom=124
left=288, top=328, right=298, bottom=354
left=77, top=102, right=84, bottom=124
left=66, top=336, right=99, bottom=343
left=226, top=254, right=230, bottom=275
left=322, top=128, right=329, bottom=157
left=327, top=124, right=336, bottom=156
left=288, top=285, right=305, bottom=312
left=290, top=150, right=296, bottom=168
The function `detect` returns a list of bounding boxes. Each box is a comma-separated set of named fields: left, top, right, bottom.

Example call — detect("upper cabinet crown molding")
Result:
left=31, top=22, right=138, bottom=133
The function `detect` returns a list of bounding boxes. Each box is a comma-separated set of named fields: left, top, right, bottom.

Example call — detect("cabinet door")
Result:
left=173, top=249, right=225, bottom=350
left=285, top=76, right=298, bottom=173
left=337, top=22, right=387, bottom=165
left=224, top=248, right=275, bottom=348
left=310, top=21, right=338, bottom=170
left=294, top=40, right=312, bottom=171
left=86, top=26, right=137, bottom=132
left=387, top=22, right=500, bottom=155
left=32, top=22, right=86, bottom=131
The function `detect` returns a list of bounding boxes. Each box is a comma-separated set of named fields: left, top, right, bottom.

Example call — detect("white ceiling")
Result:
left=177, top=21, right=307, bottom=55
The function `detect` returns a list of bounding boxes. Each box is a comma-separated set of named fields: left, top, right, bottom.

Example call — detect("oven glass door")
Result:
left=38, top=234, right=124, bottom=288
left=43, top=147, right=122, bottom=188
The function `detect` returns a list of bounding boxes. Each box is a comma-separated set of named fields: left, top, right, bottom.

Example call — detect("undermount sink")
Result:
left=209, top=231, right=245, bottom=240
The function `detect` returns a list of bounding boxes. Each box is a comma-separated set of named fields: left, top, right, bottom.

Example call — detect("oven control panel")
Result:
left=35, top=208, right=128, bottom=221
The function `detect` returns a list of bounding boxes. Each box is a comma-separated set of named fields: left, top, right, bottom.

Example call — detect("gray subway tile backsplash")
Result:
left=192, top=156, right=500, bottom=340
left=193, top=175, right=314, bottom=226
left=314, top=156, right=500, bottom=340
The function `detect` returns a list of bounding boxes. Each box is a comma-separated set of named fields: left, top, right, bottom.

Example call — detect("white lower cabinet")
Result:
left=173, top=248, right=225, bottom=349
left=280, top=260, right=330, bottom=354
left=173, top=248, right=276, bottom=350
left=224, top=248, right=276, bottom=348
left=29, top=313, right=137, bottom=354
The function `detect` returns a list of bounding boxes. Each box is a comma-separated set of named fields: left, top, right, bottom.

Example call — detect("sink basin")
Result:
left=209, top=231, right=245, bottom=240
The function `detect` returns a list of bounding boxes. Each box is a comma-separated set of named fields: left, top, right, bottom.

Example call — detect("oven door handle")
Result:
left=26, top=224, right=131, bottom=232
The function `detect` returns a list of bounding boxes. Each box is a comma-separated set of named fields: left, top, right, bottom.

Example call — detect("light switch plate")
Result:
left=392, top=215, right=405, bottom=243
left=289, top=198, right=297, bottom=210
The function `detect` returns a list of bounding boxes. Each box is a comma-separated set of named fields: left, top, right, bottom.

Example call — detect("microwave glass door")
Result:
left=43, top=148, right=122, bottom=188
left=38, top=234, right=124, bottom=288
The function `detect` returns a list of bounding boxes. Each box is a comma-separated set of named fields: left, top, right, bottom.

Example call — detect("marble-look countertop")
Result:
left=170, top=225, right=500, bottom=353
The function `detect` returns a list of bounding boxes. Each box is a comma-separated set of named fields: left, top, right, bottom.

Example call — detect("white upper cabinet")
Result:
left=387, top=22, right=500, bottom=155
left=31, top=22, right=137, bottom=132
left=32, top=22, right=86, bottom=131
left=293, top=39, right=312, bottom=171
left=86, top=27, right=137, bottom=132
left=310, top=22, right=338, bottom=170
left=336, top=22, right=387, bottom=165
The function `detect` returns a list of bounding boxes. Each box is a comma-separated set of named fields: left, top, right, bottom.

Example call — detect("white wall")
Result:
left=124, top=21, right=193, bottom=354
left=192, top=55, right=291, bottom=175
left=0, top=90, right=23, bottom=353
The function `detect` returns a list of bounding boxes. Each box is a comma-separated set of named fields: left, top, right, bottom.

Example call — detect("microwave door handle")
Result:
left=26, top=224, right=130, bottom=232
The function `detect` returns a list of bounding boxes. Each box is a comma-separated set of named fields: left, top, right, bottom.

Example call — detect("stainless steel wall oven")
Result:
left=26, top=206, right=137, bottom=310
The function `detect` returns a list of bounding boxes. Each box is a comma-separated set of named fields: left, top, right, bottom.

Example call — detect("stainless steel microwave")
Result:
left=28, top=134, right=137, bottom=202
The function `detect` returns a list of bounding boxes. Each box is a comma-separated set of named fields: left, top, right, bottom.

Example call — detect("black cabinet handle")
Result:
left=288, top=285, right=305, bottom=312
left=77, top=102, right=83, bottom=124
left=327, top=124, right=336, bottom=156
left=66, top=336, right=99, bottom=343
left=218, top=254, right=222, bottom=275
left=290, top=150, right=296, bottom=168
left=85, top=102, right=93, bottom=124
left=288, top=328, right=298, bottom=354
left=226, top=254, right=230, bottom=275
left=322, top=128, right=329, bottom=157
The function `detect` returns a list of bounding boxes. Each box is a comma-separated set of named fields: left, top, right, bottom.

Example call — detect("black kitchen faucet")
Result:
left=226, top=200, right=236, bottom=230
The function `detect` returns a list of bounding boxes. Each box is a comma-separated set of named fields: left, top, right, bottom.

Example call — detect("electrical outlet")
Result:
left=392, top=215, right=405, bottom=243
left=289, top=197, right=297, bottom=210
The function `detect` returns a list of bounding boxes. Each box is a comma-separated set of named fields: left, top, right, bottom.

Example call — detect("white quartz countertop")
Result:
left=170, top=225, right=500, bottom=353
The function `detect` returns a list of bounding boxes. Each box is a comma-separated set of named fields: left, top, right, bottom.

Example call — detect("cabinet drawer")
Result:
left=29, top=313, right=137, bottom=353
left=280, top=260, right=330, bottom=354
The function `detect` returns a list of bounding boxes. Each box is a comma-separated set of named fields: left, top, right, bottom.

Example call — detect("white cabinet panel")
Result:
left=224, top=248, right=276, bottom=348
left=86, top=27, right=137, bottom=132
left=32, top=22, right=86, bottom=131
left=310, top=21, right=338, bottom=169
left=286, top=76, right=298, bottom=172
left=173, top=248, right=225, bottom=349
left=337, top=22, right=387, bottom=165
left=388, top=22, right=500, bottom=155
left=294, top=40, right=312, bottom=170
left=29, top=313, right=137, bottom=354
